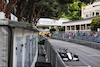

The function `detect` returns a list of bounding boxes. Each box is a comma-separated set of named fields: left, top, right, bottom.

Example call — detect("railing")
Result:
left=52, top=31, right=100, bottom=43
left=39, top=35, right=66, bottom=67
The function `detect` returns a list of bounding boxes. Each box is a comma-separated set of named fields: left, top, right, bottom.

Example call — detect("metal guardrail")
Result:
left=39, top=35, right=66, bottom=67
left=44, top=40, right=67, bottom=67
left=39, top=35, right=92, bottom=67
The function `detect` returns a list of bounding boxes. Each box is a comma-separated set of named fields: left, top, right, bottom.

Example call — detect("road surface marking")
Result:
left=88, top=55, right=100, bottom=56
left=82, top=61, right=91, bottom=67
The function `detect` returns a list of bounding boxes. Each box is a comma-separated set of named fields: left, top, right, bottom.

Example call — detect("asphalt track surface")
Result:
left=48, top=39, right=100, bottom=67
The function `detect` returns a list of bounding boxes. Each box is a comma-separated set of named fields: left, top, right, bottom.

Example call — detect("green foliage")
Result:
left=15, top=0, right=95, bottom=22
left=56, top=0, right=95, bottom=20
left=35, top=0, right=49, bottom=8
left=65, top=1, right=86, bottom=20
left=56, top=0, right=73, bottom=4
left=90, top=18, right=100, bottom=31
left=58, top=27, right=64, bottom=31
left=61, top=13, right=68, bottom=19
left=57, top=0, right=95, bottom=4
left=22, top=0, right=30, bottom=18
left=50, top=27, right=56, bottom=32
left=80, top=0, right=95, bottom=4
left=41, top=0, right=63, bottom=20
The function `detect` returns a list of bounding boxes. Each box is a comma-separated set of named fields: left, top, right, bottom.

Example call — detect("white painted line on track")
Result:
left=82, top=61, right=91, bottom=67
left=88, top=55, right=100, bottom=56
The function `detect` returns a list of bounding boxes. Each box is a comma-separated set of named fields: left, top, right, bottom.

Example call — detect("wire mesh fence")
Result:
left=52, top=31, right=100, bottom=43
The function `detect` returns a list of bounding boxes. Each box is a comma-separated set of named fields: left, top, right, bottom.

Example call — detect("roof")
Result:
left=63, top=16, right=100, bottom=24
left=59, top=18, right=69, bottom=20
left=92, top=1, right=100, bottom=6
left=38, top=18, right=54, bottom=21
left=37, top=18, right=69, bottom=26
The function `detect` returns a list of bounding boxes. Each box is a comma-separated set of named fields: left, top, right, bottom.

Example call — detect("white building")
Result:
left=62, top=1, right=100, bottom=32
left=82, top=1, right=100, bottom=19
left=11, top=13, right=18, bottom=21
left=0, top=12, right=6, bottom=19
left=0, top=12, right=18, bottom=21
left=37, top=18, right=69, bottom=31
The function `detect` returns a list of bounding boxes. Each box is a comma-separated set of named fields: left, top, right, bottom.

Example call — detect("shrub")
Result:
left=50, top=27, right=56, bottom=32
left=58, top=27, right=64, bottom=31
left=90, top=18, right=100, bottom=31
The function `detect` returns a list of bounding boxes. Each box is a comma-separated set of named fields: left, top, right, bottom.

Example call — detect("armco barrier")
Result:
left=52, top=37, right=100, bottom=50
left=44, top=39, right=67, bottom=67
left=39, top=35, right=67, bottom=67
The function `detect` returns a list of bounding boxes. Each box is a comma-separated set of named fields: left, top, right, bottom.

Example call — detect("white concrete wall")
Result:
left=13, top=28, right=38, bottom=67
left=11, top=14, right=18, bottom=21
left=0, top=12, right=18, bottom=21
left=0, top=12, right=5, bottom=19
left=0, top=26, right=8, bottom=67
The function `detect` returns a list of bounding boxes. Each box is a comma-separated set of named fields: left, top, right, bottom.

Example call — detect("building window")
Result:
left=87, top=24, right=90, bottom=30
left=93, top=12, right=94, bottom=16
left=67, top=27, right=70, bottom=30
left=71, top=26, right=74, bottom=30
left=86, top=14, right=88, bottom=17
left=81, top=26, right=84, bottom=30
left=87, top=26, right=90, bottom=30
left=96, top=12, right=99, bottom=16
left=72, top=27, right=74, bottom=30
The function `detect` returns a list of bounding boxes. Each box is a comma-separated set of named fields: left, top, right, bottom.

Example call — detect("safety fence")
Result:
left=52, top=31, right=100, bottom=43
left=39, top=36, right=67, bottom=67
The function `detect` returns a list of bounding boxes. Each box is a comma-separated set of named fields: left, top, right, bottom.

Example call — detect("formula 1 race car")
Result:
left=58, top=48, right=79, bottom=61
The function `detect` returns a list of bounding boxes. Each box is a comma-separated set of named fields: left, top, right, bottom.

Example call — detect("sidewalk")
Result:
left=35, top=44, right=52, bottom=67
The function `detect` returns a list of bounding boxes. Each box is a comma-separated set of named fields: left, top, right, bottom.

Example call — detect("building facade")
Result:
left=63, top=1, right=100, bottom=32
left=37, top=18, right=69, bottom=31
left=62, top=17, right=96, bottom=31
left=82, top=1, right=100, bottom=19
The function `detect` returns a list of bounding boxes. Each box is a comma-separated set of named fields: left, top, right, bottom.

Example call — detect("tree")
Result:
left=58, top=27, right=64, bottom=31
left=41, top=0, right=63, bottom=20
left=57, top=0, right=95, bottom=4
left=90, top=18, right=100, bottom=31
left=0, top=0, right=7, bottom=12
left=64, top=1, right=86, bottom=20
left=50, top=27, right=56, bottom=32
left=57, top=0, right=96, bottom=20
left=32, top=0, right=51, bottom=26
left=56, top=0, right=73, bottom=4
left=24, top=0, right=54, bottom=26
left=5, top=0, right=19, bottom=18
left=16, top=0, right=26, bottom=21
left=80, top=0, right=95, bottom=4
left=28, top=0, right=35, bottom=26
left=1, top=0, right=96, bottom=26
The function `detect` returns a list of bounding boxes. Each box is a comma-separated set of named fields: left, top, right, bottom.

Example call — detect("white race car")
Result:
left=58, top=48, right=79, bottom=61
